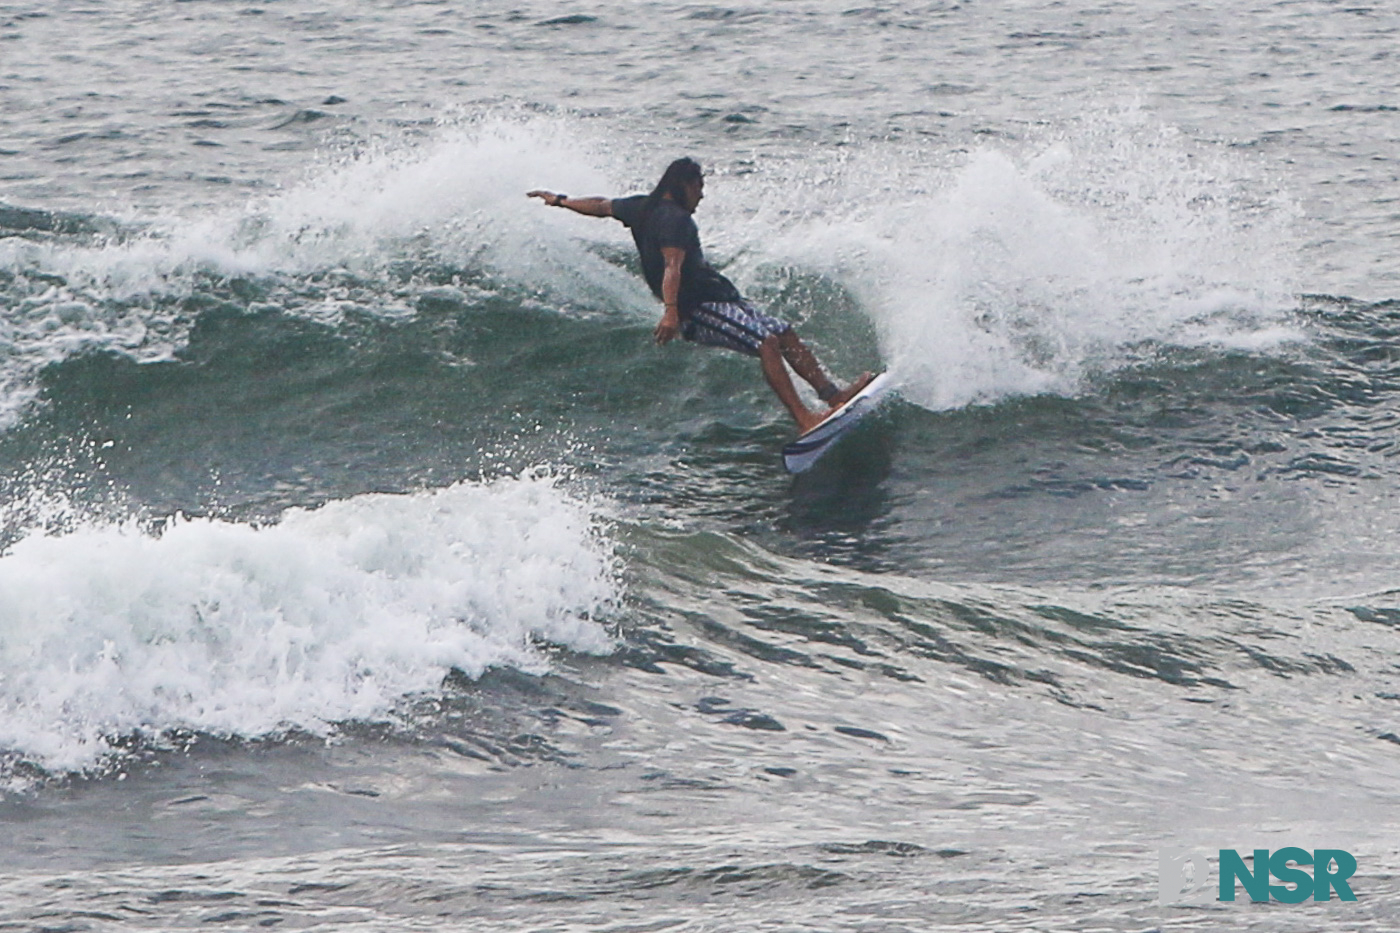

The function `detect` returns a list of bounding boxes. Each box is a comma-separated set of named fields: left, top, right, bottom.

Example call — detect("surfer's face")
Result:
left=683, top=177, right=704, bottom=212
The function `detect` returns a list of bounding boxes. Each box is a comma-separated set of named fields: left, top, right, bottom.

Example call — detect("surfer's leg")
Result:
left=777, top=330, right=874, bottom=409
left=685, top=302, right=865, bottom=428
left=775, top=329, right=838, bottom=400
left=758, top=336, right=825, bottom=433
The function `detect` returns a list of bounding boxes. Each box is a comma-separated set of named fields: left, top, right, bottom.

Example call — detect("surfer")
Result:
left=528, top=157, right=872, bottom=433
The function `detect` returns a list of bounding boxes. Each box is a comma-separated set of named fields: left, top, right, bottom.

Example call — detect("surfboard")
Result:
left=782, top=371, right=894, bottom=474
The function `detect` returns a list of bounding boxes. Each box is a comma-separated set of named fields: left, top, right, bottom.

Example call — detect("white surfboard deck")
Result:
left=782, top=371, right=894, bottom=474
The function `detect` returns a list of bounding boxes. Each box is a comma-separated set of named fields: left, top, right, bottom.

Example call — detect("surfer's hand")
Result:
left=654, top=307, right=681, bottom=345
left=526, top=190, right=561, bottom=205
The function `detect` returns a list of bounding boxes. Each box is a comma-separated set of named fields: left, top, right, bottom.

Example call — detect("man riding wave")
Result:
left=529, top=157, right=873, bottom=433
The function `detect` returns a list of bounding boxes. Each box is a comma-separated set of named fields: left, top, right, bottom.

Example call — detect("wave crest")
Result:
left=0, top=472, right=618, bottom=779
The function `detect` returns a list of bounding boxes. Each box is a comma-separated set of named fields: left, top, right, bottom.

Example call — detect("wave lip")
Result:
left=0, top=472, right=618, bottom=779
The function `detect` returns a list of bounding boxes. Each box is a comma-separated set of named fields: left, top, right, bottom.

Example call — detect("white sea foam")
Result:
left=0, top=114, right=652, bottom=428
left=738, top=108, right=1305, bottom=410
left=148, top=114, right=652, bottom=310
left=0, top=472, right=618, bottom=778
left=0, top=115, right=638, bottom=292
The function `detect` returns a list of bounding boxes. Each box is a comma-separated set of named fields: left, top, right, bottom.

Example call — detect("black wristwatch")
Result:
left=554, top=194, right=569, bottom=206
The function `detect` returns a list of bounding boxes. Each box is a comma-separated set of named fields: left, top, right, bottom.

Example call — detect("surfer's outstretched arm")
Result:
left=526, top=190, right=612, bottom=217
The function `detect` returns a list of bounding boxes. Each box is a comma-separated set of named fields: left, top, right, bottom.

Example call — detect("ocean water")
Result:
left=2, top=0, right=1400, bottom=929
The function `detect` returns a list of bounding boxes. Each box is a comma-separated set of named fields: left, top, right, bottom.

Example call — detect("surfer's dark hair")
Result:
left=642, top=157, right=703, bottom=223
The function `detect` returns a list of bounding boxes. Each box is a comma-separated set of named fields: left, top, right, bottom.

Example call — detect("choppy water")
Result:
left=3, top=1, right=1400, bottom=929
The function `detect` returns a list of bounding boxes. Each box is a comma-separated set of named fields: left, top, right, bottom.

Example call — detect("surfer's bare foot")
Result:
left=825, top=372, right=875, bottom=410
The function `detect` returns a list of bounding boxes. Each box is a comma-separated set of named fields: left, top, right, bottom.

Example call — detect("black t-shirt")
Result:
left=611, top=194, right=742, bottom=312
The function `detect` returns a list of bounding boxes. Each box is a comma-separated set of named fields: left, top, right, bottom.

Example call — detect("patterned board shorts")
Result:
left=681, top=299, right=792, bottom=357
